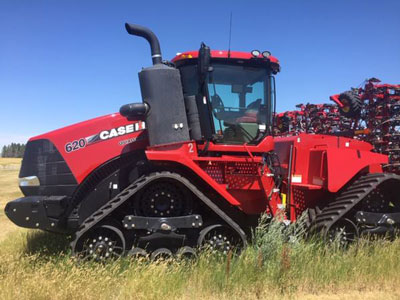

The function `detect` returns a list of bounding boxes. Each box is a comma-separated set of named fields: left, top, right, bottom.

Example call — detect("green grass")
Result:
left=1, top=158, right=400, bottom=299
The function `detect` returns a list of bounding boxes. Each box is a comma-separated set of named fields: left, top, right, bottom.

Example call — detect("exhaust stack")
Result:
left=125, top=23, right=162, bottom=65
left=123, top=22, right=190, bottom=146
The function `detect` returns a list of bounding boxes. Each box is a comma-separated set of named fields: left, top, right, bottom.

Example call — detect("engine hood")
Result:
left=27, top=113, right=148, bottom=183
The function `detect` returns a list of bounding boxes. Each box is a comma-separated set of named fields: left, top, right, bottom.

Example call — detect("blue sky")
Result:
left=1, top=0, right=399, bottom=149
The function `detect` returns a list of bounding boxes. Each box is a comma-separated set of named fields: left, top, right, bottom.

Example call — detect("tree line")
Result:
left=1, top=143, right=26, bottom=158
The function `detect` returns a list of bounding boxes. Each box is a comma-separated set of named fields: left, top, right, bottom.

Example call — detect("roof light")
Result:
left=180, top=54, right=193, bottom=59
left=262, top=51, right=271, bottom=58
left=251, top=50, right=260, bottom=57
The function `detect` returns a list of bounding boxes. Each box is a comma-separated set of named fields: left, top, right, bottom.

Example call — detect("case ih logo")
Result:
left=65, top=121, right=145, bottom=153
left=99, top=122, right=145, bottom=140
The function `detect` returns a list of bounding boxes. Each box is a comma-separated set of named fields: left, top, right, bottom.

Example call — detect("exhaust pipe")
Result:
left=124, top=22, right=190, bottom=146
left=125, top=23, right=162, bottom=65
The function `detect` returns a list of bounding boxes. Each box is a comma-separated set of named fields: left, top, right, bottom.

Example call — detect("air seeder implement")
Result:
left=5, top=23, right=400, bottom=259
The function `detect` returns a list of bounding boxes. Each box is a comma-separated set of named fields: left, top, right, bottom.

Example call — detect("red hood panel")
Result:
left=30, top=113, right=148, bottom=183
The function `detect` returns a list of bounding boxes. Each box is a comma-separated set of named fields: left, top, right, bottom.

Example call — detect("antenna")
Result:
left=228, top=12, right=232, bottom=58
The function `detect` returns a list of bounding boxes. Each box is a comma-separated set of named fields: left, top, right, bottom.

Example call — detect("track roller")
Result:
left=151, top=248, right=173, bottom=261
left=127, top=247, right=148, bottom=259
left=176, top=246, right=196, bottom=259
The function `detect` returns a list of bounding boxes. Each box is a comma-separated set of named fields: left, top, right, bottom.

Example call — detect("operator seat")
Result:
left=236, top=99, right=262, bottom=123
left=222, top=99, right=263, bottom=144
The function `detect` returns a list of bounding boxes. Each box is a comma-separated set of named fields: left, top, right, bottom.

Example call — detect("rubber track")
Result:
left=70, top=171, right=247, bottom=254
left=311, top=173, right=400, bottom=235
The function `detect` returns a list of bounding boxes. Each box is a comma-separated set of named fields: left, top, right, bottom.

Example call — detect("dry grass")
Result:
left=0, top=158, right=22, bottom=241
left=0, top=157, right=22, bottom=165
left=1, top=158, right=400, bottom=299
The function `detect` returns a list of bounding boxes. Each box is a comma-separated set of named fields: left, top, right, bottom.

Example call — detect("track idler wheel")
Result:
left=326, top=218, right=359, bottom=248
left=198, top=224, right=243, bottom=254
left=151, top=248, right=173, bottom=261
left=73, top=224, right=126, bottom=261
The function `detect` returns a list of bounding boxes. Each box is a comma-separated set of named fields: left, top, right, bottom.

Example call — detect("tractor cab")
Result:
left=172, top=47, right=280, bottom=144
left=119, top=25, right=280, bottom=149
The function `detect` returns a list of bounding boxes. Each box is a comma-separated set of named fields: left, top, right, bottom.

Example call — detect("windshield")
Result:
left=207, top=64, right=270, bottom=144
left=179, top=63, right=273, bottom=144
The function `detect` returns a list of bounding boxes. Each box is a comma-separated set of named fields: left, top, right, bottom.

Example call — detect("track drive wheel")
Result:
left=338, top=91, right=362, bottom=118
left=326, top=218, right=359, bottom=247
left=134, top=180, right=193, bottom=217
left=198, top=224, right=243, bottom=254
left=73, top=224, right=126, bottom=261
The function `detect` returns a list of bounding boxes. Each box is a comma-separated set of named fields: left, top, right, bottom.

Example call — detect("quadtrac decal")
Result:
left=65, top=121, right=145, bottom=153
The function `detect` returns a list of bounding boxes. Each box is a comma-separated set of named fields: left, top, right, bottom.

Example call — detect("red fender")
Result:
left=326, top=147, right=388, bottom=192
left=329, top=94, right=344, bottom=108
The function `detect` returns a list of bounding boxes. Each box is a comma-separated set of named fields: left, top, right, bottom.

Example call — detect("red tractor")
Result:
left=5, top=24, right=400, bottom=259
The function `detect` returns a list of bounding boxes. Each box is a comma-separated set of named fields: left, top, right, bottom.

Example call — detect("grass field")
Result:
left=1, top=158, right=400, bottom=300
left=0, top=158, right=23, bottom=241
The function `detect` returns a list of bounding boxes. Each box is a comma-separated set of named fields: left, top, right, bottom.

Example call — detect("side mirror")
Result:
left=198, top=42, right=212, bottom=84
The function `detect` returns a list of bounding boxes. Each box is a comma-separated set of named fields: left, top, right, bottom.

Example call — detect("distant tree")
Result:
left=1, top=143, right=26, bottom=158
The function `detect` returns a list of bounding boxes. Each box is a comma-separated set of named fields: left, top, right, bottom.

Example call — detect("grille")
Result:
left=19, top=139, right=77, bottom=196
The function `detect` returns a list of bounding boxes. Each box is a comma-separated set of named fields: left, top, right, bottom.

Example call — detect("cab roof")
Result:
left=171, top=50, right=280, bottom=73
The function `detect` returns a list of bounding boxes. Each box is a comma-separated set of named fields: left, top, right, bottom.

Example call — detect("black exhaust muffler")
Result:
left=124, top=22, right=190, bottom=146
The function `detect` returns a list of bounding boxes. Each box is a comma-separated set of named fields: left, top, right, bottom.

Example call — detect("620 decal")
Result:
left=65, top=138, right=86, bottom=153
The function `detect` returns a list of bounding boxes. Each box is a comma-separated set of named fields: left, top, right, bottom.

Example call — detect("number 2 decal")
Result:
left=188, top=143, right=194, bottom=153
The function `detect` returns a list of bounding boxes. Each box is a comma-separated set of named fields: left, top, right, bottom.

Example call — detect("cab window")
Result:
left=207, top=64, right=269, bottom=144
